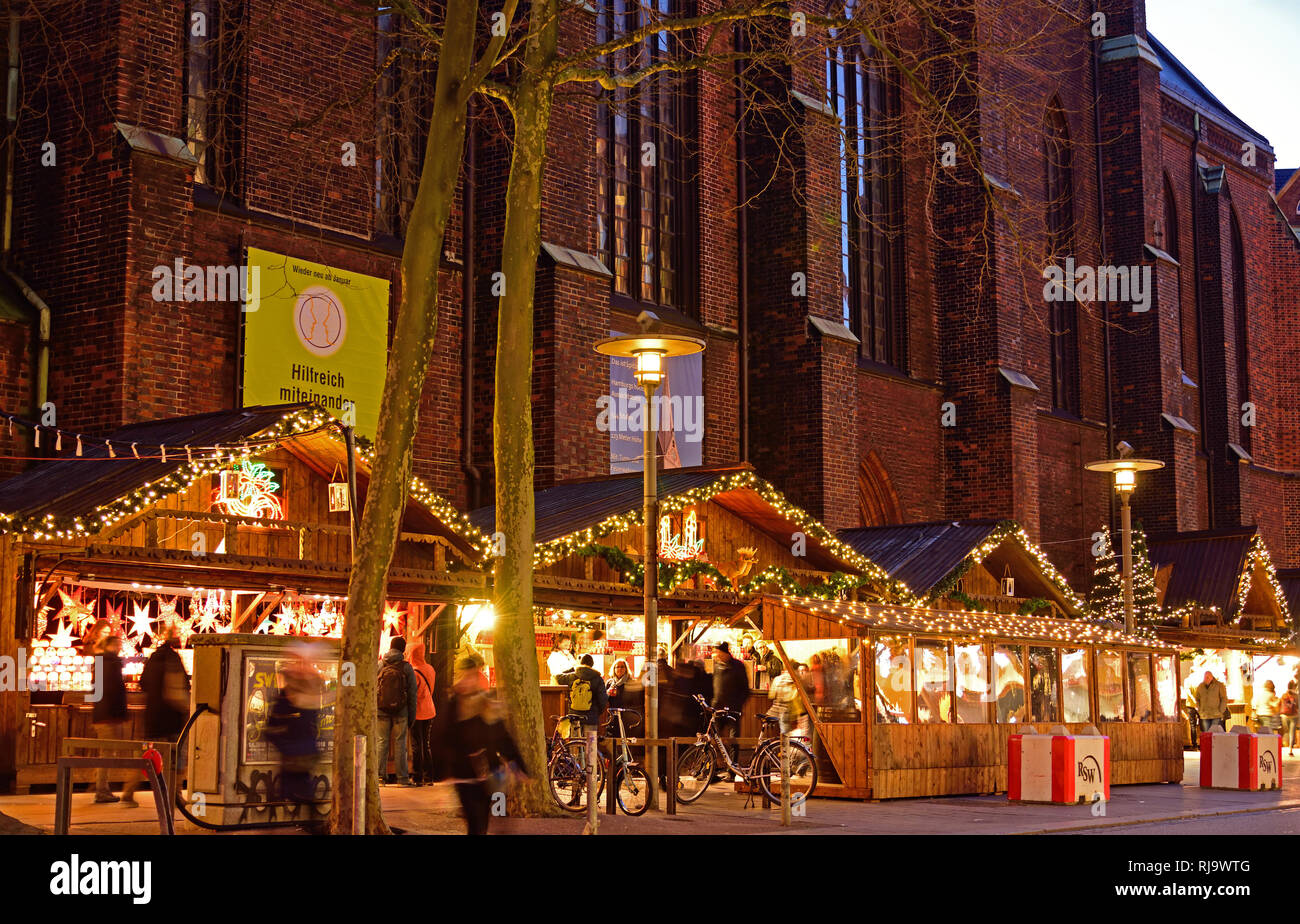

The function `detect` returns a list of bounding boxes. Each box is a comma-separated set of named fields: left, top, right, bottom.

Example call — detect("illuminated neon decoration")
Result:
left=211, top=461, right=285, bottom=520
left=659, top=509, right=704, bottom=561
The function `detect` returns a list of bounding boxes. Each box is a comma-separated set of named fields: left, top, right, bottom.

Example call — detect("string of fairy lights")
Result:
left=0, top=402, right=1291, bottom=644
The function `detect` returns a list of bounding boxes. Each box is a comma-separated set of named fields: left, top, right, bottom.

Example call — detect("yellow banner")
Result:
left=241, top=248, right=390, bottom=439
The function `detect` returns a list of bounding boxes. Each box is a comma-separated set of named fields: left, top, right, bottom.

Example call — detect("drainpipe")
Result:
left=1090, top=32, right=1115, bottom=531
left=461, top=99, right=481, bottom=507
left=2, top=14, right=49, bottom=430
left=736, top=57, right=749, bottom=463
left=1190, top=113, right=1213, bottom=527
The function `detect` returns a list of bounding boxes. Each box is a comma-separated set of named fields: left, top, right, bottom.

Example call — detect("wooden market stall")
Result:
left=751, top=594, right=1185, bottom=799
left=1148, top=527, right=1294, bottom=737
left=461, top=463, right=903, bottom=735
left=0, top=404, right=487, bottom=792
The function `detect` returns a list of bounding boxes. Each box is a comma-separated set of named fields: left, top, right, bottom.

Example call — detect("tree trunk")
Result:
left=492, top=0, right=561, bottom=818
left=331, top=3, right=479, bottom=835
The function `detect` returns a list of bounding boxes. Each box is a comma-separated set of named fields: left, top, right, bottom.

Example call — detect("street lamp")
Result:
left=594, top=331, right=704, bottom=808
left=1085, top=444, right=1165, bottom=634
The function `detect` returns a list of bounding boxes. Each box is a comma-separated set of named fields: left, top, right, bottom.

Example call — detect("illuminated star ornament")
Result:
left=382, top=603, right=406, bottom=633
left=272, top=602, right=298, bottom=636
left=128, top=602, right=154, bottom=640
left=47, top=620, right=77, bottom=650
left=57, top=589, right=96, bottom=633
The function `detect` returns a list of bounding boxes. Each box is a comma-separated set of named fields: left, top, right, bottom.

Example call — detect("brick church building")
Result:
left=0, top=0, right=1297, bottom=591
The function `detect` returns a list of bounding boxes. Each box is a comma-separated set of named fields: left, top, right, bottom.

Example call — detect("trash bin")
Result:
left=187, top=634, right=340, bottom=825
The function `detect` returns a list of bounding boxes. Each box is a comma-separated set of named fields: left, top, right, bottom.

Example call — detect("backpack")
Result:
left=377, top=661, right=407, bottom=714
left=1282, top=693, right=1298, bottom=717
left=569, top=673, right=594, bottom=712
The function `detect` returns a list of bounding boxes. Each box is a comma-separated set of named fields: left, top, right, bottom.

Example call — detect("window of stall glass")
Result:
left=1061, top=648, right=1092, bottom=723
left=1096, top=649, right=1125, bottom=722
left=780, top=638, right=862, bottom=722
left=1028, top=646, right=1061, bottom=723
left=994, top=644, right=1028, bottom=723
left=954, top=642, right=990, bottom=723
left=1153, top=654, right=1178, bottom=721
left=874, top=638, right=912, bottom=724
left=915, top=640, right=952, bottom=724
left=1127, top=652, right=1154, bottom=722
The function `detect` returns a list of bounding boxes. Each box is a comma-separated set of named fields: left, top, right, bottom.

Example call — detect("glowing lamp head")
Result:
left=633, top=349, right=666, bottom=387
left=1113, top=468, right=1136, bottom=493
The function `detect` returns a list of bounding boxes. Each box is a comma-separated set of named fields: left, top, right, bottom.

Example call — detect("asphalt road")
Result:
left=1074, top=807, right=1300, bottom=835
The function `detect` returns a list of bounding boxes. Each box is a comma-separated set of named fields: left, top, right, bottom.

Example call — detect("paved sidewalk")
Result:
left=3, top=751, right=1297, bottom=835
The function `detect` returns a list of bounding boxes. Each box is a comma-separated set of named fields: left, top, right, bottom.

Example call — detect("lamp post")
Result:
left=594, top=332, right=704, bottom=809
left=1085, top=446, right=1165, bottom=634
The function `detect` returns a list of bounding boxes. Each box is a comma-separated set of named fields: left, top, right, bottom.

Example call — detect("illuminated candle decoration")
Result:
left=210, top=460, right=285, bottom=521
left=658, top=509, right=705, bottom=561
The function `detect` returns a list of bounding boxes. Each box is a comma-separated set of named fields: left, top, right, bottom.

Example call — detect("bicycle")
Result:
left=605, top=708, right=650, bottom=816
left=547, top=713, right=605, bottom=812
left=674, top=694, right=817, bottom=807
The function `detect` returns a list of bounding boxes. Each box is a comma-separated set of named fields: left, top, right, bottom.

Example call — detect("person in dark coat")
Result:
left=376, top=637, right=418, bottom=786
left=711, top=642, right=750, bottom=776
left=140, top=622, right=191, bottom=739
left=91, top=634, right=130, bottom=803
left=557, top=654, right=609, bottom=732
left=431, top=656, right=529, bottom=835
left=263, top=643, right=327, bottom=830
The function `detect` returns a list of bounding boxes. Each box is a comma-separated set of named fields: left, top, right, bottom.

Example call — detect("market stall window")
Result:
left=1153, top=654, right=1178, bottom=721
left=915, top=640, right=952, bottom=724
left=874, top=638, right=912, bottom=724
left=1097, top=649, right=1125, bottom=722
left=954, top=643, right=989, bottom=724
left=1028, top=646, right=1060, bottom=723
left=994, top=645, right=1027, bottom=723
left=1127, top=652, right=1154, bottom=722
left=781, top=638, right=860, bottom=722
left=1062, top=648, right=1092, bottom=724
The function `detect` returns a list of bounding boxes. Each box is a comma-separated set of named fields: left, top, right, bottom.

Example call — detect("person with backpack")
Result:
left=767, top=662, right=805, bottom=736
left=376, top=637, right=418, bottom=786
left=408, top=642, right=437, bottom=784
left=1281, top=681, right=1300, bottom=756
left=558, top=654, right=608, bottom=734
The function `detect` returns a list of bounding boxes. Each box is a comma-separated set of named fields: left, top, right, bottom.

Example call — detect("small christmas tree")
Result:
left=1088, top=523, right=1160, bottom=624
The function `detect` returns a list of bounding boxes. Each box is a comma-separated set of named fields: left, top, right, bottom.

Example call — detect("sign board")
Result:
left=242, top=248, right=390, bottom=439
left=608, top=329, right=704, bottom=474
left=241, top=654, right=338, bottom=765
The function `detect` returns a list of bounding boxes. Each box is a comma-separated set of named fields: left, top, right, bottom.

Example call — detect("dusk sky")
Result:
left=1146, top=0, right=1300, bottom=170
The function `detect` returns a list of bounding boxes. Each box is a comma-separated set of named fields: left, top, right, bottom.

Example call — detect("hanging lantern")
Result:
left=328, top=481, right=350, bottom=512
left=218, top=468, right=240, bottom=503
left=1001, top=565, right=1015, bottom=598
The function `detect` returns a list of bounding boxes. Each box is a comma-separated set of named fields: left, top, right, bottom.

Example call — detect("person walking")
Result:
left=1193, top=671, right=1229, bottom=734
left=408, top=642, right=437, bottom=784
left=264, top=642, right=327, bottom=832
left=431, top=656, right=528, bottom=835
left=766, top=663, right=805, bottom=736
left=376, top=637, right=418, bottom=786
left=91, top=633, right=130, bottom=803
left=1254, top=680, right=1281, bottom=734
left=1281, top=681, right=1299, bottom=756
left=129, top=622, right=191, bottom=807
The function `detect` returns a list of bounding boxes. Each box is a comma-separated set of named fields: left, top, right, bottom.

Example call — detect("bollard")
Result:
left=780, top=732, right=791, bottom=827
left=584, top=728, right=600, bottom=835
left=353, top=735, right=366, bottom=836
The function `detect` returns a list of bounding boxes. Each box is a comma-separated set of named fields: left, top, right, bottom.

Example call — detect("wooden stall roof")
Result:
left=1148, top=526, right=1289, bottom=626
left=468, top=462, right=894, bottom=580
left=0, top=403, right=486, bottom=562
left=1277, top=569, right=1300, bottom=619
left=758, top=595, right=1179, bottom=650
left=836, top=518, right=1084, bottom=615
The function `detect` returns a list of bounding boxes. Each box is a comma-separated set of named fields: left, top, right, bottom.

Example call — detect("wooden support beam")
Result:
left=233, top=592, right=269, bottom=633
left=409, top=603, right=446, bottom=639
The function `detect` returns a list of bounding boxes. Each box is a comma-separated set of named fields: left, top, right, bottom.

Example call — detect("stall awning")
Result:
left=759, top=594, right=1177, bottom=650
left=836, top=519, right=1085, bottom=615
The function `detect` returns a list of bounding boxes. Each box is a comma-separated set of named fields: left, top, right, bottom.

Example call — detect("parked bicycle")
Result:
left=547, top=713, right=603, bottom=812
left=606, top=707, right=650, bottom=816
left=675, top=694, right=817, bottom=806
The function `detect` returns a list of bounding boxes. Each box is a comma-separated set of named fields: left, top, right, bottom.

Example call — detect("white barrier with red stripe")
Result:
left=1008, top=734, right=1110, bottom=804
left=1199, top=732, right=1282, bottom=791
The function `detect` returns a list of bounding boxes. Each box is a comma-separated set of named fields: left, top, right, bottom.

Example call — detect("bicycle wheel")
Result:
left=615, top=763, right=651, bottom=816
left=548, top=740, right=604, bottom=813
left=674, top=742, right=714, bottom=804
left=755, top=738, right=818, bottom=808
